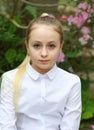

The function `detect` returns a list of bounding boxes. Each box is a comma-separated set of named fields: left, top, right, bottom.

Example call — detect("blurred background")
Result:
left=0, top=0, right=94, bottom=129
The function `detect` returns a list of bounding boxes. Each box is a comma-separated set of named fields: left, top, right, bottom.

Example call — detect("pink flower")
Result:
left=67, top=15, right=74, bottom=25
left=87, top=19, right=91, bottom=23
left=87, top=5, right=92, bottom=14
left=73, top=14, right=86, bottom=27
left=57, top=52, right=65, bottom=63
left=79, top=37, right=88, bottom=45
left=68, top=10, right=89, bottom=28
left=77, top=2, right=88, bottom=10
left=60, top=15, right=67, bottom=21
left=91, top=125, right=94, bottom=130
left=81, top=26, right=91, bottom=34
left=91, top=5, right=94, bottom=13
left=81, top=11, right=89, bottom=20
left=83, top=34, right=93, bottom=40
left=92, top=42, right=94, bottom=48
left=91, top=0, right=94, bottom=2
left=79, top=34, right=93, bottom=45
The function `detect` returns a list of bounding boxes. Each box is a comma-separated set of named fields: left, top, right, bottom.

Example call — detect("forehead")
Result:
left=31, top=24, right=56, bottom=31
left=29, top=24, right=60, bottom=40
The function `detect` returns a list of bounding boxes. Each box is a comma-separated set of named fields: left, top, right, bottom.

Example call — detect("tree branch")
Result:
left=0, top=12, right=27, bottom=29
left=21, top=0, right=65, bottom=7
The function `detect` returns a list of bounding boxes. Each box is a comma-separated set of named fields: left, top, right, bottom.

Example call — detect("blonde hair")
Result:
left=14, top=13, right=63, bottom=111
left=14, top=55, right=30, bottom=111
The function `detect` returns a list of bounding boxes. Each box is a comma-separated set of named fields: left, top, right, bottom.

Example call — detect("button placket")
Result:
left=40, top=77, right=46, bottom=102
left=40, top=76, right=46, bottom=130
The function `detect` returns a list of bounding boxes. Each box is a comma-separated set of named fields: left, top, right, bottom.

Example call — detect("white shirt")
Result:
left=0, top=63, right=81, bottom=130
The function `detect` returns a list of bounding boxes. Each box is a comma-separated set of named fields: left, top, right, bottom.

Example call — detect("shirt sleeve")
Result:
left=0, top=72, right=17, bottom=130
left=60, top=77, right=82, bottom=130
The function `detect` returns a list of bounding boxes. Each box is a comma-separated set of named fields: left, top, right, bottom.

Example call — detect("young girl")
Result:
left=0, top=13, right=81, bottom=130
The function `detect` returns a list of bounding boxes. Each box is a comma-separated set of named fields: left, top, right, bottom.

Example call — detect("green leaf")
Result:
left=8, top=23, right=17, bottom=34
left=65, top=51, right=78, bottom=58
left=16, top=52, right=25, bottom=62
left=81, top=78, right=89, bottom=90
left=5, top=49, right=16, bottom=64
left=25, top=5, right=37, bottom=18
left=82, top=111, right=93, bottom=120
left=13, top=16, right=21, bottom=24
left=86, top=101, right=94, bottom=113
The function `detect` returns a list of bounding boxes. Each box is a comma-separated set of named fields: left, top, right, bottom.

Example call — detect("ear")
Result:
left=25, top=40, right=28, bottom=48
left=25, top=40, right=29, bottom=55
left=60, top=41, right=64, bottom=50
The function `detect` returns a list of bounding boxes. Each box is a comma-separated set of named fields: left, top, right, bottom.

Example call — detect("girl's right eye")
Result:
left=33, top=44, right=40, bottom=49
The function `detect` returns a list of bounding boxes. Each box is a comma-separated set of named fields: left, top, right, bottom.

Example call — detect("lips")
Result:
left=39, top=60, right=49, bottom=63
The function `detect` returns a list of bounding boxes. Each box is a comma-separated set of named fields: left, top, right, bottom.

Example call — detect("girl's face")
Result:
left=26, top=24, right=63, bottom=74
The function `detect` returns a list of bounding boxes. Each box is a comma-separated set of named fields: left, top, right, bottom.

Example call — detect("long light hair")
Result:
left=14, top=55, right=30, bottom=111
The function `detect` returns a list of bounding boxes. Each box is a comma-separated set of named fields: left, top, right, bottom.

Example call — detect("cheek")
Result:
left=51, top=50, right=60, bottom=59
left=28, top=49, right=39, bottom=60
left=26, top=45, right=33, bottom=54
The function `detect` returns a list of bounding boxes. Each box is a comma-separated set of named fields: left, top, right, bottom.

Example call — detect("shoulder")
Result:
left=2, top=68, right=18, bottom=82
left=57, top=67, right=80, bottom=84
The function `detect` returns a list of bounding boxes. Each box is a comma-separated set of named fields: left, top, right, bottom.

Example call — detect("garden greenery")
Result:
left=59, top=0, right=94, bottom=120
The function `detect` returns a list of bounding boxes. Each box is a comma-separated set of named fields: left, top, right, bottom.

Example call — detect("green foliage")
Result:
left=59, top=0, right=94, bottom=121
left=5, top=48, right=16, bottom=64
left=81, top=78, right=94, bottom=120
left=25, top=5, right=37, bottom=18
left=0, top=3, right=37, bottom=76
left=0, top=16, right=26, bottom=75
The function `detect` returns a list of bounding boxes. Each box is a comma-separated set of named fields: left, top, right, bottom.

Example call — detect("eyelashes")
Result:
left=48, top=44, right=56, bottom=49
left=33, top=44, right=40, bottom=49
left=32, top=43, right=56, bottom=49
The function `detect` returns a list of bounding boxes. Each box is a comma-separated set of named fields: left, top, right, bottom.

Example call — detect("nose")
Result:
left=41, top=47, right=48, bottom=57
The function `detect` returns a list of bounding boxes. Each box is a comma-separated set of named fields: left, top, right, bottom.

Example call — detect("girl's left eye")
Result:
left=48, top=44, right=56, bottom=49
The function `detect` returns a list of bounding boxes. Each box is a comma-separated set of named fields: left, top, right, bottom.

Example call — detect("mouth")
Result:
left=39, top=60, right=49, bottom=64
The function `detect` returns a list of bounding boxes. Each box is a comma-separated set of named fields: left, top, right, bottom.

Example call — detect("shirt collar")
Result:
left=46, top=64, right=58, bottom=80
left=26, top=62, right=58, bottom=80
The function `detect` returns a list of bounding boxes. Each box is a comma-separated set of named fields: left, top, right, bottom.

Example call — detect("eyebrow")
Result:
left=31, top=40, right=57, bottom=44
